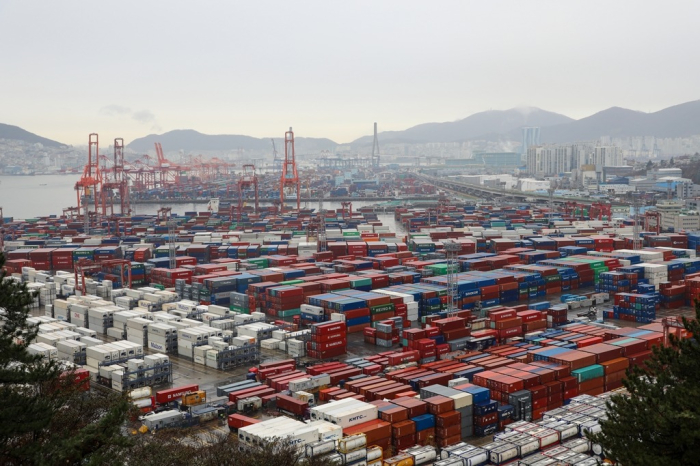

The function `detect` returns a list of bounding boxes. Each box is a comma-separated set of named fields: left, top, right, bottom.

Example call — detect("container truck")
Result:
left=156, top=384, right=199, bottom=405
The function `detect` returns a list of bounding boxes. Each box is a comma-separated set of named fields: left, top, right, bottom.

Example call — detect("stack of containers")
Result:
left=490, top=309, right=523, bottom=342
left=518, top=310, right=547, bottom=334
left=308, top=321, right=346, bottom=359
left=612, top=293, right=658, bottom=323
left=686, top=277, right=700, bottom=304
left=266, top=285, right=304, bottom=317
left=126, top=317, right=151, bottom=346
left=596, top=271, right=638, bottom=294
left=370, top=320, right=399, bottom=347
left=659, top=282, right=686, bottom=309
left=546, top=305, right=568, bottom=327
left=52, top=249, right=75, bottom=271
left=641, top=263, right=668, bottom=289
left=150, top=268, right=194, bottom=287
left=419, top=384, right=474, bottom=442
left=336, top=434, right=369, bottom=465
left=148, top=322, right=178, bottom=353
left=402, top=329, right=437, bottom=364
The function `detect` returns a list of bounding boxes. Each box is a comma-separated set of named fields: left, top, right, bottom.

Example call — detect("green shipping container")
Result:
left=571, top=364, right=604, bottom=383
left=247, top=258, right=269, bottom=268
left=370, top=303, right=395, bottom=315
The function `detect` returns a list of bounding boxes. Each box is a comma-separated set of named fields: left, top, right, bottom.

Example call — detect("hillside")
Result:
left=540, top=100, right=700, bottom=143
left=127, top=129, right=337, bottom=154
left=351, top=108, right=574, bottom=145
left=0, top=123, right=66, bottom=147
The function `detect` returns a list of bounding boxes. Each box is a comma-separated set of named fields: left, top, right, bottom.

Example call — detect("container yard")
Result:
left=2, top=144, right=698, bottom=465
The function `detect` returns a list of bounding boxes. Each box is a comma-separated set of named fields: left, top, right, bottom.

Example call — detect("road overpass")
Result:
left=417, top=174, right=624, bottom=207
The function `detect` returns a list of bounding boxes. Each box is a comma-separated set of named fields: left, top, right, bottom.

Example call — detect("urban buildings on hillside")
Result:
left=526, top=143, right=623, bottom=177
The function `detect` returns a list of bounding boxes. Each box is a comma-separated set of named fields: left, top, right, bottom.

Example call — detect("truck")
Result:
left=156, top=384, right=199, bottom=405
left=276, top=393, right=309, bottom=417
left=141, top=410, right=185, bottom=430
left=228, top=413, right=260, bottom=432
left=181, top=390, right=206, bottom=408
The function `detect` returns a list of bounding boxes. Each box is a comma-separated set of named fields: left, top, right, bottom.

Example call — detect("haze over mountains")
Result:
left=126, top=129, right=338, bottom=154
left=0, top=123, right=66, bottom=148
left=351, top=100, right=700, bottom=146
left=4, top=100, right=700, bottom=151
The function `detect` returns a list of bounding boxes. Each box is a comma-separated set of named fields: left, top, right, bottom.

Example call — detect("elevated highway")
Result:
left=417, top=174, right=625, bottom=207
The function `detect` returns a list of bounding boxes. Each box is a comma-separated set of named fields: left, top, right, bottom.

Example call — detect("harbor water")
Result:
left=0, top=174, right=402, bottom=230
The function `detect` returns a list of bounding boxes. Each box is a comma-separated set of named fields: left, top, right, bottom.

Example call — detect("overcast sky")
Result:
left=1, top=1, right=699, bottom=146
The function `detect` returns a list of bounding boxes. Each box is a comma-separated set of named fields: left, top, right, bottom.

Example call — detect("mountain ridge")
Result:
left=538, top=100, right=700, bottom=142
left=0, top=123, right=67, bottom=147
left=351, top=107, right=574, bottom=145
left=126, top=129, right=338, bottom=153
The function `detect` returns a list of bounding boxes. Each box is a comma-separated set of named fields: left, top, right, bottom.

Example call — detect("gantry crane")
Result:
left=644, top=210, right=662, bottom=234
left=272, top=139, right=282, bottom=174
left=100, top=138, right=131, bottom=216
left=74, top=134, right=103, bottom=234
left=237, top=164, right=259, bottom=222
left=340, top=201, right=353, bottom=219
left=280, top=127, right=300, bottom=213
left=589, top=202, right=612, bottom=221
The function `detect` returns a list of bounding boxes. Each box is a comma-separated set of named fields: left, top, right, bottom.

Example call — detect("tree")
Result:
left=0, top=252, right=133, bottom=465
left=589, top=304, right=700, bottom=465
left=126, top=432, right=337, bottom=466
left=669, top=157, right=675, bottom=167
left=645, top=160, right=654, bottom=171
left=0, top=252, right=336, bottom=465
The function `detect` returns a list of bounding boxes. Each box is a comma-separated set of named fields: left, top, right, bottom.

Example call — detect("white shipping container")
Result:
left=488, top=443, right=518, bottom=464
left=454, top=448, right=489, bottom=466
left=306, top=420, right=342, bottom=442
left=326, top=404, right=378, bottom=428
left=406, top=446, right=437, bottom=465
left=305, top=439, right=335, bottom=457
left=339, top=449, right=366, bottom=464
left=337, top=433, right=366, bottom=453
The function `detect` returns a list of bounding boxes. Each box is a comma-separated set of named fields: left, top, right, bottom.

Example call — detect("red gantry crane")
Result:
left=644, top=210, right=662, bottom=234
left=100, top=138, right=131, bottom=216
left=280, top=127, right=300, bottom=213
left=74, top=133, right=103, bottom=233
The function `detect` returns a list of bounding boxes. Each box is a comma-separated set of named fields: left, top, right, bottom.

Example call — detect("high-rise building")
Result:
left=528, top=142, right=624, bottom=177
left=521, top=127, right=540, bottom=157
left=526, top=145, right=573, bottom=176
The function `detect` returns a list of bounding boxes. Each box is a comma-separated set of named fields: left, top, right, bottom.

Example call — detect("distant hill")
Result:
left=127, top=129, right=338, bottom=154
left=0, top=123, right=66, bottom=147
left=540, top=100, right=700, bottom=143
left=351, top=108, right=574, bottom=145
left=125, top=100, right=700, bottom=153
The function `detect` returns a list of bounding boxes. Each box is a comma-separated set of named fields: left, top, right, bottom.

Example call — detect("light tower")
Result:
left=371, top=122, right=380, bottom=168
left=317, top=191, right=327, bottom=253
left=168, top=216, right=177, bottom=270
left=280, top=127, right=300, bottom=213
left=443, top=240, right=462, bottom=315
left=632, top=193, right=642, bottom=250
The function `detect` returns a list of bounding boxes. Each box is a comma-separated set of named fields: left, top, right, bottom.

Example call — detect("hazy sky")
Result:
left=1, top=1, right=699, bottom=146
